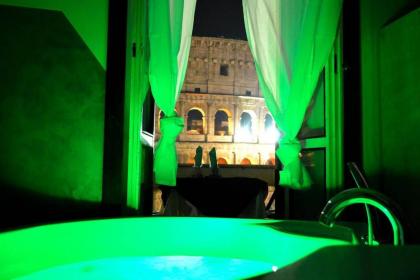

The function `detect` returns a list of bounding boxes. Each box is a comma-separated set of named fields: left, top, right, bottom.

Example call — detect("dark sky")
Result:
left=192, top=0, right=247, bottom=40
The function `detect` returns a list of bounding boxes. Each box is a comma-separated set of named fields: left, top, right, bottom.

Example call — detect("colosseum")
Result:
left=154, top=36, right=279, bottom=166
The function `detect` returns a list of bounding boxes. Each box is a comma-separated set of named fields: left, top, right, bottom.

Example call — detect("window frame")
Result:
left=220, top=64, right=229, bottom=76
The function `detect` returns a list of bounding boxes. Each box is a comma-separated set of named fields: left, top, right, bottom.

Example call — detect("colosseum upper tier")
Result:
left=154, top=37, right=277, bottom=166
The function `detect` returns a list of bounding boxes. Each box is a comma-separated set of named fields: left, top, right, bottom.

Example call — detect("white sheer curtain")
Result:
left=149, top=0, right=197, bottom=186
left=243, top=0, right=342, bottom=189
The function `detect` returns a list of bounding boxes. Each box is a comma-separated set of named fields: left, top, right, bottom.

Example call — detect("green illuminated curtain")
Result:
left=149, top=0, right=196, bottom=186
left=243, top=0, right=342, bottom=189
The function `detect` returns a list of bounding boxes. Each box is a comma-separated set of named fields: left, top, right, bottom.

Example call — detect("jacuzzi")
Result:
left=0, top=217, right=357, bottom=279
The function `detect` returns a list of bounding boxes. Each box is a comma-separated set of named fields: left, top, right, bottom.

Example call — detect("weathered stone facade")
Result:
left=154, top=37, right=277, bottom=166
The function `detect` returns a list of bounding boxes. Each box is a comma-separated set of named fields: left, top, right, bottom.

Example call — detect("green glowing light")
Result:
left=243, top=0, right=343, bottom=189
left=0, top=5, right=105, bottom=202
left=0, top=0, right=109, bottom=68
left=17, top=256, right=276, bottom=280
left=149, top=0, right=196, bottom=186
left=0, top=218, right=351, bottom=279
left=330, top=198, right=403, bottom=245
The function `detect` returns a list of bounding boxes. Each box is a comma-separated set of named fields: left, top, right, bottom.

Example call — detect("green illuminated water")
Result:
left=17, top=256, right=276, bottom=280
left=0, top=218, right=353, bottom=279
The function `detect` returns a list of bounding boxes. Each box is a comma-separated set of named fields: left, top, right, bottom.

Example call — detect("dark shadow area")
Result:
left=0, top=5, right=108, bottom=229
left=383, top=2, right=420, bottom=27
left=160, top=177, right=267, bottom=218
left=254, top=245, right=420, bottom=279
left=288, top=148, right=326, bottom=221
left=101, top=0, right=128, bottom=209
left=193, top=0, right=246, bottom=40
left=342, top=0, right=362, bottom=187
left=379, top=174, right=420, bottom=244
left=259, top=220, right=355, bottom=243
left=0, top=183, right=120, bottom=232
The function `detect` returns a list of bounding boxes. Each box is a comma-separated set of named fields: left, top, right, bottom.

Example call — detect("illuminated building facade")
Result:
left=154, top=37, right=278, bottom=166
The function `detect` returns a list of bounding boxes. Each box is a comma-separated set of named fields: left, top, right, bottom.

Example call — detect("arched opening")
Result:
left=240, top=112, right=252, bottom=134
left=215, top=110, right=229, bottom=135
left=186, top=157, right=195, bottom=166
left=187, top=109, right=204, bottom=134
left=265, top=157, right=275, bottom=166
left=159, top=110, right=178, bottom=119
left=264, top=114, right=274, bottom=131
left=263, top=113, right=280, bottom=142
left=240, top=158, right=252, bottom=165
left=217, top=157, right=228, bottom=165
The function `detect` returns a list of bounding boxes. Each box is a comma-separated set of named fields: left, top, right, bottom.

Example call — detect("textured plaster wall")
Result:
left=0, top=5, right=105, bottom=221
left=0, top=0, right=108, bottom=68
left=360, top=0, right=420, bottom=241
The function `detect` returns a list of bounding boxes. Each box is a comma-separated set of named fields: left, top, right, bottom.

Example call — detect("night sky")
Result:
left=192, top=0, right=247, bottom=40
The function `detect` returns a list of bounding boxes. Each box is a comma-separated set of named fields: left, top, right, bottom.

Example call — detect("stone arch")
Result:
left=186, top=157, right=195, bottom=166
left=261, top=111, right=280, bottom=142
left=240, top=157, right=252, bottom=165
left=186, top=107, right=205, bottom=134
left=264, top=113, right=274, bottom=131
left=217, top=157, right=228, bottom=166
left=157, top=109, right=178, bottom=131
left=265, top=157, right=275, bottom=166
left=214, top=109, right=231, bottom=135
left=215, top=107, right=232, bottom=118
left=159, top=109, right=179, bottom=119
left=239, top=110, right=257, bottom=134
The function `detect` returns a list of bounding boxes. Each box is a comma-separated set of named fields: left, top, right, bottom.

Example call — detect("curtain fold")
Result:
left=149, top=0, right=196, bottom=186
left=243, top=0, right=342, bottom=189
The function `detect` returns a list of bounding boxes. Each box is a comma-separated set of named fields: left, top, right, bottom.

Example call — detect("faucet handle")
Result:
left=319, top=188, right=405, bottom=246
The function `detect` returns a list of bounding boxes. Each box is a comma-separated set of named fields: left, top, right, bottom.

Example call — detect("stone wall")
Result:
left=183, top=37, right=260, bottom=97
left=154, top=36, right=277, bottom=166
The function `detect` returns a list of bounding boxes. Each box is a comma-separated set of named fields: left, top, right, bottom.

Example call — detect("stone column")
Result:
left=258, top=107, right=265, bottom=143
left=251, top=110, right=258, bottom=139
left=228, top=116, right=233, bottom=136
left=207, top=101, right=215, bottom=136
left=183, top=108, right=188, bottom=134
left=203, top=113, right=208, bottom=136
left=179, top=101, right=187, bottom=136
left=209, top=116, right=215, bottom=136
left=234, top=102, right=240, bottom=136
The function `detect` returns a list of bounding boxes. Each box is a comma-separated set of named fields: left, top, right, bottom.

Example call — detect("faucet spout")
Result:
left=319, top=188, right=405, bottom=246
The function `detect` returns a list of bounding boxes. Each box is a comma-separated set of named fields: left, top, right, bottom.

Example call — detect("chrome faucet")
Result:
left=319, top=188, right=405, bottom=246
